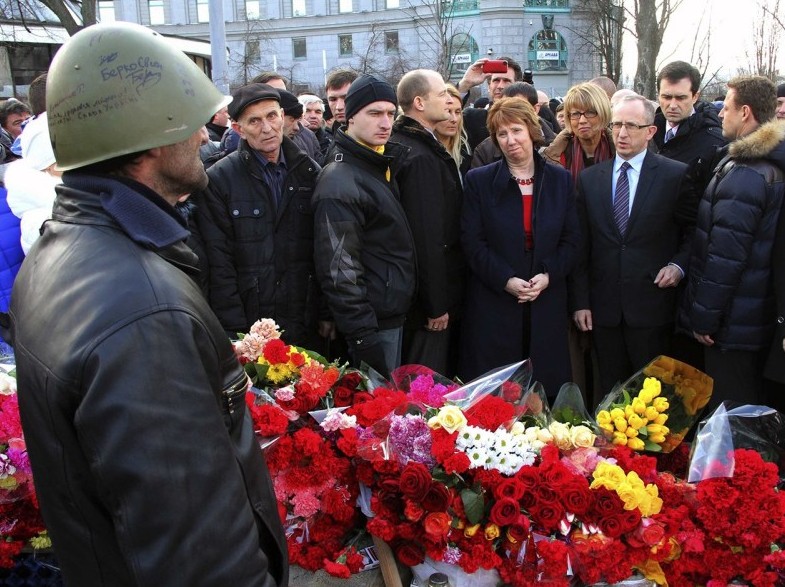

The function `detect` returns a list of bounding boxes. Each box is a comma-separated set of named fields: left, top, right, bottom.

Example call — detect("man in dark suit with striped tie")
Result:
left=571, top=94, right=693, bottom=407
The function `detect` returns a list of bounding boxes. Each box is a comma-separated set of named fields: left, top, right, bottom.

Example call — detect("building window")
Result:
left=246, top=0, right=261, bottom=18
left=196, top=0, right=209, bottom=22
left=292, top=0, right=306, bottom=16
left=385, top=30, right=399, bottom=53
left=148, top=0, right=165, bottom=24
left=293, top=37, right=307, bottom=59
left=338, top=34, right=353, bottom=56
left=385, top=0, right=399, bottom=7
left=339, top=0, right=352, bottom=11
left=246, top=40, right=261, bottom=64
left=97, top=0, right=115, bottom=22
left=447, top=33, right=478, bottom=80
left=527, top=29, right=567, bottom=71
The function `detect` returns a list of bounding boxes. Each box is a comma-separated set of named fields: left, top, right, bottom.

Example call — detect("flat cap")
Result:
left=229, top=83, right=280, bottom=120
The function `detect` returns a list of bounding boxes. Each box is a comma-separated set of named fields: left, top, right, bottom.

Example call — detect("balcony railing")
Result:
left=442, top=0, right=480, bottom=13
left=523, top=0, right=569, bottom=8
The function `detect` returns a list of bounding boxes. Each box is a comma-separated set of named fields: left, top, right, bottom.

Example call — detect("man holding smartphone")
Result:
left=456, top=56, right=524, bottom=149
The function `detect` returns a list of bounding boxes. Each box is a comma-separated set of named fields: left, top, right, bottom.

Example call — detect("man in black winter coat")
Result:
left=313, top=74, right=416, bottom=378
left=197, top=84, right=328, bottom=347
left=391, top=69, right=466, bottom=375
left=681, top=76, right=785, bottom=411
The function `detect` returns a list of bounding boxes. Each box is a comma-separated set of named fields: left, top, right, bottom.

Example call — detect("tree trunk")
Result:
left=38, top=0, right=96, bottom=35
left=633, top=0, right=661, bottom=98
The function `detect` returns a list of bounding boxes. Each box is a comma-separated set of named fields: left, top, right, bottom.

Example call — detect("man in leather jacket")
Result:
left=313, top=74, right=416, bottom=378
left=7, top=23, right=287, bottom=587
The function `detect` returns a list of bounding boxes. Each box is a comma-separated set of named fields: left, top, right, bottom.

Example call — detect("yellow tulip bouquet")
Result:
left=595, top=356, right=713, bottom=453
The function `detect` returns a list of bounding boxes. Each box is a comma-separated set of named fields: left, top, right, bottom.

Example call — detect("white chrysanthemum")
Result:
left=467, top=448, right=489, bottom=468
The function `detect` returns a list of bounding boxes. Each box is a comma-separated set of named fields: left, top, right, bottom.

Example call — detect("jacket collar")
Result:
left=59, top=173, right=190, bottom=250
left=728, top=119, right=785, bottom=163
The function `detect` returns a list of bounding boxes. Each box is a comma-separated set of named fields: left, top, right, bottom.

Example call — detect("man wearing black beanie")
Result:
left=313, top=74, right=417, bottom=378
left=278, top=88, right=321, bottom=160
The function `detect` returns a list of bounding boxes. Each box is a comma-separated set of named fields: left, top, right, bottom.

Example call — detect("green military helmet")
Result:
left=47, top=22, right=229, bottom=171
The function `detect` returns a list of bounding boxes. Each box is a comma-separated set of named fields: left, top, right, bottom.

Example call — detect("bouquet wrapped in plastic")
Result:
left=687, top=401, right=785, bottom=482
left=595, top=356, right=713, bottom=453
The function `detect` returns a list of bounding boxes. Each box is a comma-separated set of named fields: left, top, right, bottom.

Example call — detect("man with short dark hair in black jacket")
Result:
left=313, top=74, right=416, bottom=378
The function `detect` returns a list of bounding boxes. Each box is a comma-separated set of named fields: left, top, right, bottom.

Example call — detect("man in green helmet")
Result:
left=6, top=22, right=287, bottom=587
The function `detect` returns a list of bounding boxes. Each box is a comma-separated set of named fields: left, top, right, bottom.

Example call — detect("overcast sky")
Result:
left=619, top=0, right=778, bottom=88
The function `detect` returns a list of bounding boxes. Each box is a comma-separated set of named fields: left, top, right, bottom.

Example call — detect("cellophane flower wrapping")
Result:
left=687, top=401, right=785, bottom=482
left=0, top=355, right=50, bottom=568
left=595, top=356, right=713, bottom=453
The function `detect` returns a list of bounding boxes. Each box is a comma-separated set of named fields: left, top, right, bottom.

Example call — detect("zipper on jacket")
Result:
left=222, top=370, right=248, bottom=415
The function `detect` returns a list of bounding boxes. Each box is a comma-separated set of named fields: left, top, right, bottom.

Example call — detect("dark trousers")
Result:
left=403, top=325, right=456, bottom=377
left=592, top=321, right=672, bottom=409
left=704, top=346, right=765, bottom=412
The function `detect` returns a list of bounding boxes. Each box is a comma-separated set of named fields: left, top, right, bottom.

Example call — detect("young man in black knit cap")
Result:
left=312, top=74, right=416, bottom=378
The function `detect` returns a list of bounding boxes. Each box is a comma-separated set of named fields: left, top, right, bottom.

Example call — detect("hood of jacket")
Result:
left=728, top=119, right=785, bottom=172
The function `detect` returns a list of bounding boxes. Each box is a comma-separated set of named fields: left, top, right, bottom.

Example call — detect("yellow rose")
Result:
left=484, top=524, right=500, bottom=540
left=627, top=437, right=645, bottom=451
left=569, top=425, right=597, bottom=448
left=616, top=484, right=640, bottom=510
left=428, top=405, right=467, bottom=433
left=592, top=462, right=627, bottom=488
left=464, top=523, right=481, bottom=537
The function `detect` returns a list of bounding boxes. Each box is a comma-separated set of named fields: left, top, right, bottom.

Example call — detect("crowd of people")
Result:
left=0, top=20, right=783, bottom=585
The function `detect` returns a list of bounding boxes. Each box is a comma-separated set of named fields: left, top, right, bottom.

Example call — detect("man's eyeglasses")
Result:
left=609, top=121, right=653, bottom=132
left=569, top=110, right=598, bottom=120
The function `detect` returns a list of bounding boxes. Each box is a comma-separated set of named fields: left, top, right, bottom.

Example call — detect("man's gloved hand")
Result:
left=349, top=332, right=389, bottom=378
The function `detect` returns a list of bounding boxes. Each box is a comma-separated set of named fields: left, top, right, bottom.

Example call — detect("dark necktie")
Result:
left=614, top=161, right=631, bottom=236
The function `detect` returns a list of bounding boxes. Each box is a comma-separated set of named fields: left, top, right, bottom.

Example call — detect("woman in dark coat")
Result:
left=459, top=97, right=580, bottom=398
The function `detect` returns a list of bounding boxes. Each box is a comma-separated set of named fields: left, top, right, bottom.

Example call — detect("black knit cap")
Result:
left=344, top=74, right=397, bottom=121
left=278, top=89, right=304, bottom=119
left=228, top=83, right=280, bottom=120
left=778, top=83, right=785, bottom=99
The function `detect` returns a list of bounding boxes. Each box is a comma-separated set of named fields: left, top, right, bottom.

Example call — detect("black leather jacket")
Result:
left=9, top=174, right=287, bottom=587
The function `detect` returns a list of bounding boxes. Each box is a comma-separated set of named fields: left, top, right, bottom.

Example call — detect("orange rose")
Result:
left=423, top=512, right=451, bottom=537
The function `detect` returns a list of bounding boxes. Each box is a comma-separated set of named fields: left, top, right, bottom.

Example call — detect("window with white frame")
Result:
left=292, top=0, right=306, bottom=16
left=246, top=0, right=261, bottom=18
left=339, top=0, right=352, bottom=12
left=196, top=0, right=209, bottom=22
left=97, top=0, right=115, bottom=22
left=149, top=0, right=165, bottom=24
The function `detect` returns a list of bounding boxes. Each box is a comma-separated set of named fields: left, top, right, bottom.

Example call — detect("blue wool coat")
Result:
left=459, top=152, right=580, bottom=396
left=0, top=186, right=24, bottom=314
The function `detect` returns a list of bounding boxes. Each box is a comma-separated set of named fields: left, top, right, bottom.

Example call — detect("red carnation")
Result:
left=262, top=338, right=290, bottom=364
left=442, top=452, right=471, bottom=475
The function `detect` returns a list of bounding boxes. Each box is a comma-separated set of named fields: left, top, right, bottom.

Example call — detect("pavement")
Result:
left=289, top=564, right=413, bottom=587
